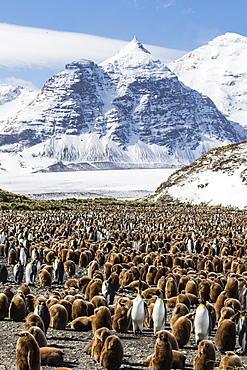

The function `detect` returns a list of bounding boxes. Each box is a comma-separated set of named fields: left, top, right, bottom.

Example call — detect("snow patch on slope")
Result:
left=153, top=141, right=247, bottom=209
left=161, top=166, right=247, bottom=209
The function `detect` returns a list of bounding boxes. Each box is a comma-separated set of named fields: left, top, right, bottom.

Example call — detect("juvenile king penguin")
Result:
left=152, top=292, right=167, bottom=334
left=194, top=299, right=210, bottom=345
left=102, top=278, right=115, bottom=305
left=16, top=331, right=41, bottom=370
left=152, top=331, right=173, bottom=370
left=194, top=340, right=216, bottom=370
left=129, top=280, right=147, bottom=335
left=99, top=335, right=123, bottom=370
left=25, top=260, right=37, bottom=286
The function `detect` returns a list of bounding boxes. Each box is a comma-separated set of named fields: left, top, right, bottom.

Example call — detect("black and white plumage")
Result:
left=19, top=247, right=28, bottom=267
left=102, top=278, right=115, bottom=305
left=186, top=238, right=194, bottom=253
left=34, top=301, right=50, bottom=334
left=25, top=260, right=37, bottom=286
left=238, top=313, right=247, bottom=354
left=52, top=258, right=64, bottom=284
left=194, top=239, right=201, bottom=254
left=13, top=262, right=24, bottom=284
left=239, top=285, right=247, bottom=311
left=0, top=264, right=8, bottom=283
left=3, top=240, right=10, bottom=258
left=194, top=300, right=210, bottom=344
left=152, top=293, right=167, bottom=334
left=31, top=248, right=39, bottom=261
left=128, top=281, right=147, bottom=335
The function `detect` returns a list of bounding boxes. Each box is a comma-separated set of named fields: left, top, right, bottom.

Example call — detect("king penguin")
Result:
left=194, top=299, right=210, bottom=345
left=152, top=291, right=167, bottom=334
left=16, top=331, right=41, bottom=370
left=25, top=260, right=37, bottom=286
left=0, top=264, right=8, bottom=283
left=20, top=246, right=28, bottom=267
left=52, top=258, right=64, bottom=284
left=13, top=262, right=24, bottom=284
left=239, top=284, right=247, bottom=311
left=129, top=280, right=147, bottom=335
left=34, top=299, right=50, bottom=334
left=238, top=312, right=247, bottom=354
left=102, top=278, right=115, bottom=305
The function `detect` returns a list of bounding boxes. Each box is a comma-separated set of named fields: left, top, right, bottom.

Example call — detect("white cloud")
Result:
left=0, top=23, right=187, bottom=70
left=1, top=77, right=38, bottom=90
left=183, top=7, right=194, bottom=15
left=162, top=0, right=175, bottom=9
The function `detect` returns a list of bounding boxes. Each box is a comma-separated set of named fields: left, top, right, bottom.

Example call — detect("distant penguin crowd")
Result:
left=1, top=203, right=247, bottom=369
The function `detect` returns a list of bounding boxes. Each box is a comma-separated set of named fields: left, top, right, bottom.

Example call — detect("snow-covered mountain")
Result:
left=0, top=37, right=246, bottom=173
left=152, top=141, right=247, bottom=209
left=0, top=84, right=38, bottom=122
left=169, top=33, right=247, bottom=128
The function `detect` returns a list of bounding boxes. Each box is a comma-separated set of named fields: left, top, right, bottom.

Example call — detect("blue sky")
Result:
left=1, top=0, right=247, bottom=88
left=1, top=0, right=247, bottom=51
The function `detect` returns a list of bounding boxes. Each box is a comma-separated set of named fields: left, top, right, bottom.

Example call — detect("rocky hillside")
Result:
left=152, top=140, right=247, bottom=209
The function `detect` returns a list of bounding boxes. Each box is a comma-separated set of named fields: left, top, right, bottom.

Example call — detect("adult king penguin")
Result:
left=129, top=280, right=147, bottom=335
left=194, top=299, right=210, bottom=345
left=0, top=264, right=8, bottom=283
left=20, top=246, right=28, bottom=267
left=239, top=284, right=247, bottom=311
left=102, top=278, right=115, bottom=305
left=238, top=312, right=247, bottom=354
left=13, top=262, right=24, bottom=284
left=152, top=291, right=167, bottom=334
left=25, top=260, right=37, bottom=286
left=34, top=299, right=50, bottom=334
left=52, top=258, right=64, bottom=284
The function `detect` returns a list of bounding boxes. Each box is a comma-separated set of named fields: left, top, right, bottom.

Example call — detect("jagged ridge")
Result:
left=0, top=37, right=246, bottom=172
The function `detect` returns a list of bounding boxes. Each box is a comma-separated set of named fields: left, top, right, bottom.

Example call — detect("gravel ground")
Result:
left=1, top=259, right=247, bottom=370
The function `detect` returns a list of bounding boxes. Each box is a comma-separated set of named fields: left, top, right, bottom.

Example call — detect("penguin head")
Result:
left=199, top=299, right=207, bottom=306
left=155, top=330, right=169, bottom=345
left=18, top=331, right=31, bottom=337
left=158, top=289, right=164, bottom=299
left=137, top=280, right=143, bottom=295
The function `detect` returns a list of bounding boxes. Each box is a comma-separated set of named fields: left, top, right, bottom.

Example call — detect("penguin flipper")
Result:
left=127, top=306, right=133, bottom=321
left=239, top=317, right=247, bottom=347
left=27, top=349, right=34, bottom=369
left=144, top=301, right=148, bottom=317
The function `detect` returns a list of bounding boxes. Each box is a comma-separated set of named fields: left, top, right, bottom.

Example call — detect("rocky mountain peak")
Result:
left=65, top=59, right=96, bottom=71
left=0, top=35, right=246, bottom=172
left=0, top=84, right=22, bottom=105
left=100, top=36, right=167, bottom=74
left=169, top=32, right=247, bottom=128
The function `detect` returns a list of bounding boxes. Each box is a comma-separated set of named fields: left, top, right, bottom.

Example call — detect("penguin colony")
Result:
left=1, top=204, right=247, bottom=369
